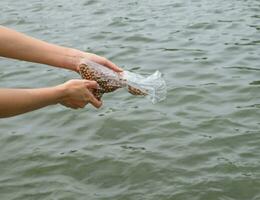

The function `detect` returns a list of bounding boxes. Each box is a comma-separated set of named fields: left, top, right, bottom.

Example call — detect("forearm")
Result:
left=0, top=26, right=84, bottom=72
left=0, top=86, right=64, bottom=118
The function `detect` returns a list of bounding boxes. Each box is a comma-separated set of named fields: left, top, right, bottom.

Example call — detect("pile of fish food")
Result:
left=79, top=63, right=147, bottom=100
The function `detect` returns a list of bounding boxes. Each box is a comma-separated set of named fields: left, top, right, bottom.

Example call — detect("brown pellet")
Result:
left=79, top=63, right=147, bottom=100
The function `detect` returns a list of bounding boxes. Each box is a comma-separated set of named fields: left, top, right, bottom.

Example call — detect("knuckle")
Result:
left=101, top=57, right=108, bottom=63
left=83, top=96, right=89, bottom=101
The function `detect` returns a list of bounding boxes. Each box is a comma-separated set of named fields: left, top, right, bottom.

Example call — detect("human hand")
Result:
left=57, top=79, right=102, bottom=109
left=75, top=52, right=123, bottom=73
left=0, top=27, right=122, bottom=74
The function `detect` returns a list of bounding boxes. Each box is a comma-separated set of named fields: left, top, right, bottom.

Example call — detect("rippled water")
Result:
left=1, top=0, right=260, bottom=199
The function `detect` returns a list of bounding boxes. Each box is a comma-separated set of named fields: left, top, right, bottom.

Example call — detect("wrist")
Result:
left=63, top=48, right=85, bottom=73
left=53, top=84, right=68, bottom=104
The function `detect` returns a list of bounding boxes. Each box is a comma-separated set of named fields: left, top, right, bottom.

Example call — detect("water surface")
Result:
left=1, top=0, right=260, bottom=199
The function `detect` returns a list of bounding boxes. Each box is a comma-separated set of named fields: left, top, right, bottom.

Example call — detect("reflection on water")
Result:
left=1, top=0, right=260, bottom=199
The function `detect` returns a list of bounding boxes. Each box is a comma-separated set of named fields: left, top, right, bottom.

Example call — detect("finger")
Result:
left=84, top=80, right=100, bottom=89
left=85, top=90, right=102, bottom=108
left=75, top=101, right=88, bottom=108
left=70, top=100, right=87, bottom=108
left=69, top=99, right=89, bottom=108
left=71, top=106, right=79, bottom=109
left=67, top=103, right=79, bottom=109
left=61, top=101, right=80, bottom=109
left=80, top=101, right=88, bottom=108
left=60, top=101, right=72, bottom=108
left=103, top=58, right=123, bottom=72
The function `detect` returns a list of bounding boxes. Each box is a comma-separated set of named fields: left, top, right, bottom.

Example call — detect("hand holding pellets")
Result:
left=79, top=59, right=167, bottom=103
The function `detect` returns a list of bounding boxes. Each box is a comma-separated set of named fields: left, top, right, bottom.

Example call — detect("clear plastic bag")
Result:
left=79, top=59, right=167, bottom=103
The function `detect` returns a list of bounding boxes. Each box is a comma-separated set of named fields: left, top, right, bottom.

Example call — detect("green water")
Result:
left=1, top=0, right=260, bottom=199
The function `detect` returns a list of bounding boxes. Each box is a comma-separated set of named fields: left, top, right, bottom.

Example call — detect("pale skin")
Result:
left=0, top=26, right=122, bottom=118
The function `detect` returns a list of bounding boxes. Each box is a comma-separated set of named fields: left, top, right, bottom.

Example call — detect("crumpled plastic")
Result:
left=79, top=59, right=167, bottom=103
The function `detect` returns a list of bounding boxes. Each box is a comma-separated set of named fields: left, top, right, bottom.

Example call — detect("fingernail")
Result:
left=97, top=101, right=102, bottom=108
left=96, top=83, right=101, bottom=89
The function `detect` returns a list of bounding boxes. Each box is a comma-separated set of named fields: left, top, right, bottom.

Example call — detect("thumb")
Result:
left=84, top=80, right=100, bottom=89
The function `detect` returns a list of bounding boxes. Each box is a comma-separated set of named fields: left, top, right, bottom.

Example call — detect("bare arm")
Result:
left=0, top=26, right=120, bottom=118
left=0, top=80, right=101, bottom=118
left=0, top=26, right=122, bottom=72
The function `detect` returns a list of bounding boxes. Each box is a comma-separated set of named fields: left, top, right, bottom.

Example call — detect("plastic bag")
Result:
left=79, top=59, right=167, bottom=103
